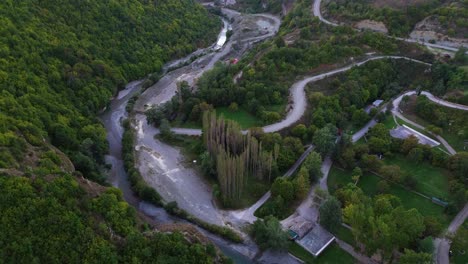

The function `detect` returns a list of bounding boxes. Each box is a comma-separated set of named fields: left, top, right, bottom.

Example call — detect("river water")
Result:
left=99, top=11, right=259, bottom=263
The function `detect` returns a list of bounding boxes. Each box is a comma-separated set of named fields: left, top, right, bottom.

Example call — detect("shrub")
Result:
left=377, top=180, right=390, bottom=194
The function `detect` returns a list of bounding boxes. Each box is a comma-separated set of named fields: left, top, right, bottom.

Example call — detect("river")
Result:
left=99, top=8, right=280, bottom=263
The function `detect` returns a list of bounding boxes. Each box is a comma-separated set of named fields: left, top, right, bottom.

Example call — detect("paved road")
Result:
left=336, top=239, right=378, bottom=264
left=352, top=119, right=378, bottom=143
left=391, top=91, right=468, bottom=264
left=312, top=0, right=467, bottom=53
left=170, top=56, right=430, bottom=136
left=312, top=0, right=337, bottom=26
left=448, top=203, right=468, bottom=234
left=421, top=91, right=468, bottom=111
left=435, top=203, right=468, bottom=264
left=392, top=91, right=466, bottom=155
left=232, top=145, right=315, bottom=223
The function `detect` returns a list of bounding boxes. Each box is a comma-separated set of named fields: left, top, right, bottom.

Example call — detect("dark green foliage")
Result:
left=399, top=249, right=432, bottom=264
left=418, top=236, right=434, bottom=254
left=415, top=95, right=468, bottom=146
left=0, top=0, right=219, bottom=181
left=325, top=0, right=443, bottom=36
left=163, top=201, right=243, bottom=243
left=235, top=0, right=283, bottom=13
left=255, top=155, right=317, bottom=219
left=434, top=4, right=468, bottom=38
left=0, top=175, right=217, bottom=263
left=423, top=216, right=443, bottom=237
left=271, top=177, right=295, bottom=202
left=122, top=119, right=162, bottom=205
left=251, top=216, right=289, bottom=250
left=313, top=124, right=338, bottom=155
left=343, top=190, right=426, bottom=259
left=159, top=119, right=174, bottom=140
left=308, top=60, right=428, bottom=134
left=319, top=196, right=343, bottom=233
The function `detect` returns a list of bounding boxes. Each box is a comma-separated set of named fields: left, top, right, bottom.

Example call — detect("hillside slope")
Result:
left=0, top=0, right=219, bottom=182
left=0, top=172, right=225, bottom=263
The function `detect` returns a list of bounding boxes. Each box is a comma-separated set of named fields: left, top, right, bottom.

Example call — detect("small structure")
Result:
left=296, top=224, right=335, bottom=257
left=288, top=230, right=299, bottom=240
left=365, top=99, right=384, bottom=113
left=432, top=197, right=448, bottom=207
left=372, top=99, right=384, bottom=107
left=288, top=220, right=314, bottom=239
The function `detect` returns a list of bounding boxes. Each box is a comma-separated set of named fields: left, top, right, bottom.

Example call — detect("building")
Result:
left=296, top=224, right=335, bottom=257
left=288, top=220, right=314, bottom=239
left=372, top=99, right=384, bottom=107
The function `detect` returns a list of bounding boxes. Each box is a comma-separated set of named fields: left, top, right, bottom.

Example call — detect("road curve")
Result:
left=170, top=56, right=430, bottom=135
left=392, top=91, right=466, bottom=155
left=420, top=91, right=468, bottom=111
left=436, top=203, right=468, bottom=264
left=312, top=0, right=338, bottom=26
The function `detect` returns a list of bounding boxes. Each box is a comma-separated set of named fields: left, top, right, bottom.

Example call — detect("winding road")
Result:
left=101, top=2, right=468, bottom=263
left=169, top=56, right=431, bottom=136
left=312, top=0, right=467, bottom=53
left=435, top=204, right=468, bottom=264
left=392, top=91, right=459, bottom=155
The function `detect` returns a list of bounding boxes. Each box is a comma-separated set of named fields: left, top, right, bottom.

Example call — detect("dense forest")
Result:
left=324, top=0, right=445, bottom=36
left=0, top=0, right=219, bottom=182
left=227, top=0, right=284, bottom=13
left=0, top=173, right=224, bottom=263
left=305, top=59, right=429, bottom=131
left=0, top=0, right=226, bottom=261
left=433, top=1, right=468, bottom=38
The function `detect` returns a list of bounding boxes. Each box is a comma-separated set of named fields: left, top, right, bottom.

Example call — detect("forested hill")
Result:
left=0, top=174, right=224, bottom=263
left=0, top=0, right=219, bottom=181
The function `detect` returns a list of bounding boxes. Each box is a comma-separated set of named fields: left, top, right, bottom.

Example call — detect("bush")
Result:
left=377, top=180, right=390, bottom=194
left=379, top=165, right=403, bottom=182
left=251, top=216, right=289, bottom=250
left=418, top=237, right=434, bottom=254
left=408, top=147, right=424, bottom=163
left=122, top=119, right=162, bottom=205
left=402, top=174, right=418, bottom=189
left=423, top=216, right=442, bottom=237
left=164, top=201, right=243, bottom=243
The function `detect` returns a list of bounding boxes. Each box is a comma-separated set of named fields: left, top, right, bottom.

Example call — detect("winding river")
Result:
left=100, top=8, right=283, bottom=263
left=99, top=2, right=467, bottom=262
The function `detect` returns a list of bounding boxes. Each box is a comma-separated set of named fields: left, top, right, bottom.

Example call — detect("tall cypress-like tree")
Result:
left=202, top=111, right=274, bottom=206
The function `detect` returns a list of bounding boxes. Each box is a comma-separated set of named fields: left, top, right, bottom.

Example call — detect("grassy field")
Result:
left=172, top=103, right=286, bottom=130
left=239, top=176, right=271, bottom=208
left=328, top=166, right=450, bottom=226
left=334, top=225, right=356, bottom=248
left=400, top=96, right=467, bottom=152
left=171, top=118, right=202, bottom=129
left=288, top=242, right=355, bottom=264
left=383, top=155, right=450, bottom=200
left=265, top=103, right=286, bottom=113
left=216, top=107, right=262, bottom=129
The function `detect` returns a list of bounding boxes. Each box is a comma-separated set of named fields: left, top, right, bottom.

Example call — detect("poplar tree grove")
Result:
left=203, top=111, right=277, bottom=206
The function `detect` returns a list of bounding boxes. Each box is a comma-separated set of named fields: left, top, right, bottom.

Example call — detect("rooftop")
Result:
left=296, top=224, right=335, bottom=257
left=372, top=99, right=384, bottom=107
